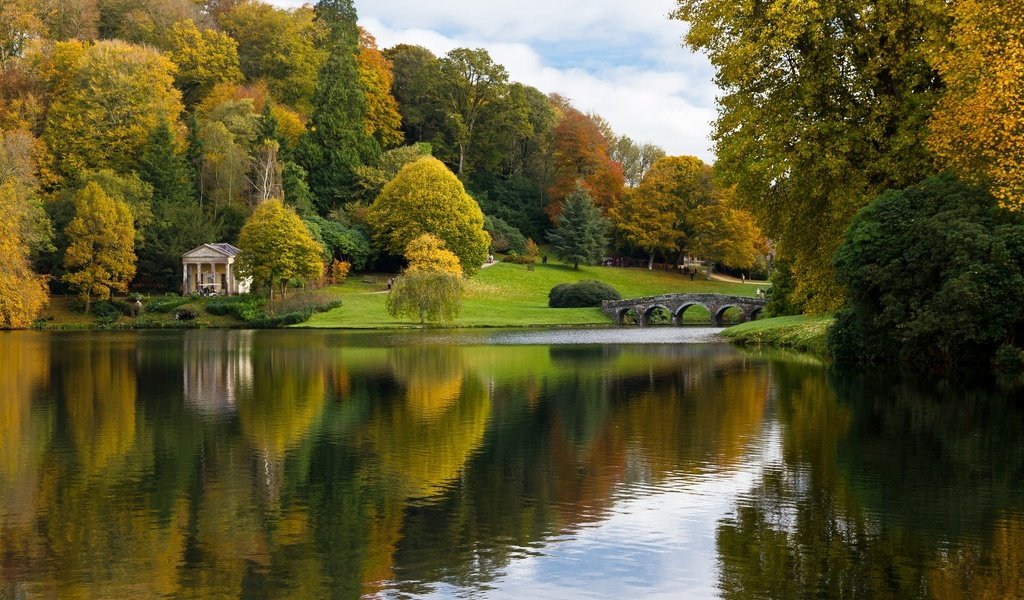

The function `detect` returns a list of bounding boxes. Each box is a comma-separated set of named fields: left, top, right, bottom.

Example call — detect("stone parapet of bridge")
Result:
left=601, top=293, right=767, bottom=326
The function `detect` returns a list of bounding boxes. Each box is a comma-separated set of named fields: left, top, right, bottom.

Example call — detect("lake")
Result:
left=1, top=328, right=1022, bottom=598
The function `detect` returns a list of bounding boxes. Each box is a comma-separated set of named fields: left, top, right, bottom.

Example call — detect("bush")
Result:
left=145, top=295, right=190, bottom=313
left=174, top=308, right=198, bottom=321
left=484, top=215, right=528, bottom=254
left=91, top=299, right=131, bottom=321
left=830, top=174, right=1024, bottom=370
left=548, top=280, right=621, bottom=308
left=503, top=252, right=534, bottom=265
left=205, top=295, right=266, bottom=321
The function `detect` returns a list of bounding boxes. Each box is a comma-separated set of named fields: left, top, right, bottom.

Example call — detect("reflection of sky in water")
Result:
left=331, top=327, right=726, bottom=347
left=405, top=424, right=783, bottom=599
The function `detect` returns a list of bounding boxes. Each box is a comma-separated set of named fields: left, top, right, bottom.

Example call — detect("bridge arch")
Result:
left=673, top=302, right=709, bottom=326
left=641, top=304, right=672, bottom=326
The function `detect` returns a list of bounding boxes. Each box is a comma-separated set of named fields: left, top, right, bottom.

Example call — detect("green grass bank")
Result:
left=720, top=314, right=834, bottom=358
left=304, top=262, right=760, bottom=328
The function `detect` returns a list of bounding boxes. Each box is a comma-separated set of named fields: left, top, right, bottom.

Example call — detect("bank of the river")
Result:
left=305, top=262, right=760, bottom=328
left=29, top=262, right=765, bottom=330
left=721, top=314, right=834, bottom=358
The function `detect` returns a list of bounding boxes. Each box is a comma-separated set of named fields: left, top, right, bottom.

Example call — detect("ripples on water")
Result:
left=0, top=329, right=1023, bottom=599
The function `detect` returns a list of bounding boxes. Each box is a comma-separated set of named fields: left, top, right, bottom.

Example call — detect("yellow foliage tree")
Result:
left=358, top=29, right=404, bottom=149
left=689, top=189, right=767, bottom=275
left=62, top=182, right=136, bottom=313
left=236, top=198, right=324, bottom=299
left=928, top=0, right=1024, bottom=208
left=403, top=233, right=462, bottom=276
left=0, top=180, right=48, bottom=328
left=43, top=39, right=183, bottom=178
left=366, top=156, right=490, bottom=275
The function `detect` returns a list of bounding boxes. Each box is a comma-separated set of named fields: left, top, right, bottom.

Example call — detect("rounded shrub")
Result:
left=548, top=280, right=621, bottom=308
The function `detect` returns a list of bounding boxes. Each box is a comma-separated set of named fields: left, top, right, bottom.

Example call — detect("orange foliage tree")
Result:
left=546, top=105, right=624, bottom=219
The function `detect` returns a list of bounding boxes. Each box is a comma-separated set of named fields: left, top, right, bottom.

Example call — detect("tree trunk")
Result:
left=647, top=252, right=654, bottom=270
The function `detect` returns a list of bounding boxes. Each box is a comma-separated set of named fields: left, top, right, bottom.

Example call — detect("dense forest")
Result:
left=0, top=0, right=769, bottom=327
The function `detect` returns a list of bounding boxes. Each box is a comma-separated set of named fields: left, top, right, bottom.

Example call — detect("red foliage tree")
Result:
left=546, top=106, right=624, bottom=220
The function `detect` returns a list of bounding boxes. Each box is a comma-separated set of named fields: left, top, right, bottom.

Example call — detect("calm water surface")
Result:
left=1, top=328, right=1023, bottom=599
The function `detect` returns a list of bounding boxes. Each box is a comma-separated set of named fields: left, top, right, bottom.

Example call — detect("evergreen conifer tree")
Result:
left=298, top=0, right=380, bottom=213
left=546, top=186, right=609, bottom=270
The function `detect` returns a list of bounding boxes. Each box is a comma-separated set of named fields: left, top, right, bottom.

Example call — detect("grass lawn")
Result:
left=720, top=314, right=834, bottom=358
left=304, top=261, right=763, bottom=329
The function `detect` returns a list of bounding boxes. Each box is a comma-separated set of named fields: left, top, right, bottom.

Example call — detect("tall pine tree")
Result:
left=546, top=186, right=609, bottom=270
left=138, top=118, right=214, bottom=290
left=298, top=0, right=379, bottom=213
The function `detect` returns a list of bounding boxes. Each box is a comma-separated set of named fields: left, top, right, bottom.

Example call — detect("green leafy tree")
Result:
left=546, top=186, right=608, bottom=270
left=366, top=156, right=489, bottom=274
left=383, top=44, right=448, bottom=148
left=386, top=271, right=463, bottom=325
left=298, top=0, right=379, bottom=211
left=672, top=0, right=947, bottom=311
left=138, top=118, right=213, bottom=289
left=62, top=182, right=136, bottom=313
left=237, top=198, right=324, bottom=299
left=829, top=175, right=1024, bottom=370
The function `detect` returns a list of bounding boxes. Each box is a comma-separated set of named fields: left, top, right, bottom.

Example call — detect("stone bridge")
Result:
left=601, top=293, right=767, bottom=326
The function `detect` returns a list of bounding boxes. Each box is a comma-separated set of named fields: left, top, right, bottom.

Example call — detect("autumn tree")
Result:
left=0, top=0, right=42, bottom=70
left=609, top=155, right=713, bottom=269
left=366, top=156, right=489, bottom=274
left=610, top=136, right=665, bottom=188
left=0, top=180, right=48, bottom=328
left=403, top=233, right=462, bottom=276
left=297, top=0, right=379, bottom=210
left=673, top=0, right=947, bottom=310
left=546, top=186, right=608, bottom=270
left=62, top=182, right=136, bottom=313
left=165, top=19, right=243, bottom=107
left=547, top=105, right=624, bottom=217
left=0, top=129, right=52, bottom=257
left=688, top=189, right=766, bottom=277
left=43, top=39, right=183, bottom=179
left=358, top=29, right=403, bottom=149
left=236, top=198, right=323, bottom=299
left=218, top=2, right=325, bottom=112
left=928, top=0, right=1024, bottom=209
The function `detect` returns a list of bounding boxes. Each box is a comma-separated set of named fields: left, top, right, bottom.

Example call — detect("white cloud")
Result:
left=271, top=0, right=719, bottom=161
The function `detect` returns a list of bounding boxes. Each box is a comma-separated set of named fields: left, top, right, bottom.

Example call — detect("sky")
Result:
left=274, top=0, right=719, bottom=162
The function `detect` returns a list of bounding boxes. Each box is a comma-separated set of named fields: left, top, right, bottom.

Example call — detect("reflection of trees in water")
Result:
left=715, top=364, right=1024, bottom=599
left=390, top=345, right=772, bottom=593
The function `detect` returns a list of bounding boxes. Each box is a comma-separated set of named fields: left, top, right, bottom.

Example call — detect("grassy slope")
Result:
left=304, top=262, right=759, bottom=328
left=720, top=314, right=834, bottom=358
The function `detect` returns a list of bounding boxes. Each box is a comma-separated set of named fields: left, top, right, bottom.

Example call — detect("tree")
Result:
left=43, top=39, right=184, bottom=179
left=436, top=48, right=510, bottom=176
left=297, top=0, right=379, bottom=210
left=165, top=19, right=243, bottom=107
left=357, top=29, right=403, bottom=149
left=673, top=0, right=947, bottom=311
left=385, top=272, right=462, bottom=325
left=383, top=44, right=448, bottom=148
left=138, top=117, right=213, bottom=289
left=829, top=175, right=1024, bottom=370
left=546, top=186, right=608, bottom=270
left=610, top=156, right=714, bottom=269
left=0, top=0, right=42, bottom=70
left=928, top=0, right=1024, bottom=209
left=236, top=198, right=324, bottom=299
left=62, top=182, right=136, bottom=313
left=403, top=233, right=462, bottom=276
left=366, top=156, right=490, bottom=274
left=547, top=105, right=624, bottom=217
left=0, top=129, right=52, bottom=257
left=689, top=190, right=766, bottom=276
left=0, top=180, right=48, bottom=328
left=218, top=2, right=325, bottom=112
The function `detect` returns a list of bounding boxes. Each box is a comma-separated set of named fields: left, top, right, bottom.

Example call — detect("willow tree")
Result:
left=673, top=0, right=947, bottom=311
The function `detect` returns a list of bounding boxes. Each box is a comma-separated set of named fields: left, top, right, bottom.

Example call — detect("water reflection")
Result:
left=0, top=331, right=1022, bottom=598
